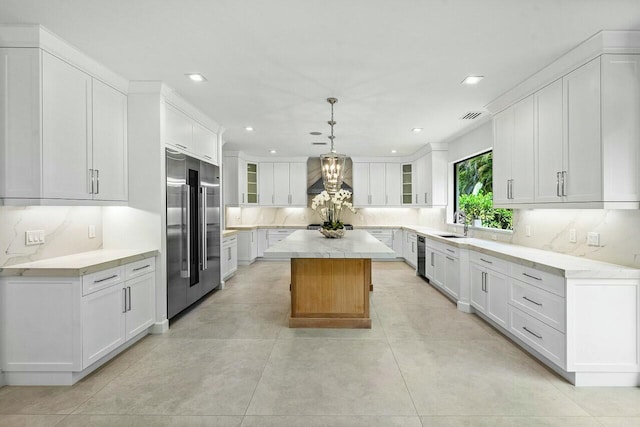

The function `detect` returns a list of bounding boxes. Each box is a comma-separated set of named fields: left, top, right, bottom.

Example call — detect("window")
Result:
left=454, top=151, right=512, bottom=230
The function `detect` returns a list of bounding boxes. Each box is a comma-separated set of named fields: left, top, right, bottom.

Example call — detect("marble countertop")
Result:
left=223, top=229, right=239, bottom=237
left=227, top=225, right=308, bottom=230
left=0, top=249, right=159, bottom=277
left=264, top=230, right=397, bottom=259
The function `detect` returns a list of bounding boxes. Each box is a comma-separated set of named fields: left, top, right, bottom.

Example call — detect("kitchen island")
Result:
left=264, top=230, right=396, bottom=328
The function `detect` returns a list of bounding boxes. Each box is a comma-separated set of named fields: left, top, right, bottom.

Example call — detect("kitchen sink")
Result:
left=438, top=234, right=465, bottom=238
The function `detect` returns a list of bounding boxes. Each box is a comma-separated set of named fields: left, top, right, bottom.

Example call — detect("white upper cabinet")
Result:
left=92, top=79, right=128, bottom=201
left=273, top=162, right=290, bottom=205
left=563, top=57, right=602, bottom=203
left=164, top=102, right=218, bottom=164
left=369, top=163, right=386, bottom=205
left=0, top=47, right=128, bottom=203
left=492, top=95, right=534, bottom=206
left=412, top=147, right=448, bottom=207
left=42, top=51, right=93, bottom=200
left=289, top=162, right=307, bottom=206
left=258, top=162, right=274, bottom=205
left=385, top=163, right=401, bottom=206
left=353, top=162, right=388, bottom=206
left=352, top=162, right=370, bottom=206
left=534, top=79, right=564, bottom=203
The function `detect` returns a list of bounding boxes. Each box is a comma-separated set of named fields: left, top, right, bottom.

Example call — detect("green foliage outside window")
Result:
left=456, top=152, right=513, bottom=231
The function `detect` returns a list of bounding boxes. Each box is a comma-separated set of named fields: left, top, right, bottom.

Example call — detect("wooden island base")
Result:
left=289, top=258, right=372, bottom=328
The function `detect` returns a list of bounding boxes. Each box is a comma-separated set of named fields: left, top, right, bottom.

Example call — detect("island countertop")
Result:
left=264, top=230, right=396, bottom=259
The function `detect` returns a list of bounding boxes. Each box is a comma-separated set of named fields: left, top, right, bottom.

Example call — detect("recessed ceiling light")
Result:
left=186, top=73, right=207, bottom=82
left=412, top=128, right=423, bottom=133
left=310, top=131, right=322, bottom=136
left=245, top=126, right=254, bottom=132
left=270, top=149, right=277, bottom=154
left=391, top=150, right=397, bottom=154
left=461, top=75, right=484, bottom=85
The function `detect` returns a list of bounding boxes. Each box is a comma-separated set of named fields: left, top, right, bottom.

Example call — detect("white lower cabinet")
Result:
left=403, top=231, right=417, bottom=268
left=222, top=235, right=238, bottom=280
left=425, top=238, right=459, bottom=299
left=0, top=256, right=156, bottom=385
left=237, top=229, right=258, bottom=264
left=443, top=253, right=459, bottom=299
left=257, top=229, right=269, bottom=257
left=469, top=255, right=510, bottom=328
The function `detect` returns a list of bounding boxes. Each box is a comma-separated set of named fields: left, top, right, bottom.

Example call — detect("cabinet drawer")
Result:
left=223, top=236, right=237, bottom=245
left=509, top=306, right=565, bottom=369
left=268, top=229, right=295, bottom=234
left=125, top=257, right=156, bottom=281
left=510, top=263, right=564, bottom=297
left=470, top=251, right=509, bottom=274
left=82, top=266, right=124, bottom=296
left=509, top=279, right=565, bottom=332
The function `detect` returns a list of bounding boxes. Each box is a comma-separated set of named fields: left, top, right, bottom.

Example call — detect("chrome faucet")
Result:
left=455, top=210, right=468, bottom=236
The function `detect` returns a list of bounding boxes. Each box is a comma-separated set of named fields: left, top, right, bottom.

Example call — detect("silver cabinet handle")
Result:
left=556, top=172, right=561, bottom=197
left=242, top=193, right=245, bottom=203
left=522, top=326, right=542, bottom=339
left=446, top=256, right=455, bottom=261
left=258, top=194, right=260, bottom=203
left=522, top=296, right=543, bottom=306
left=430, top=251, right=434, bottom=267
left=227, top=246, right=231, bottom=261
left=480, top=258, right=493, bottom=264
left=411, top=242, right=414, bottom=252
left=415, top=194, right=417, bottom=204
left=181, top=184, right=191, bottom=279
left=481, top=271, right=485, bottom=292
left=94, top=274, right=118, bottom=284
left=424, top=192, right=427, bottom=204
left=96, top=169, right=99, bottom=194
left=272, top=194, right=274, bottom=204
left=506, top=179, right=510, bottom=199
left=522, top=272, right=542, bottom=281
left=562, top=171, right=567, bottom=196
left=122, top=288, right=127, bottom=313
left=385, top=195, right=388, bottom=204
left=446, top=248, right=455, bottom=254
left=127, top=286, right=132, bottom=311
left=201, top=187, right=207, bottom=270
left=132, top=264, right=150, bottom=272
left=89, top=169, right=94, bottom=194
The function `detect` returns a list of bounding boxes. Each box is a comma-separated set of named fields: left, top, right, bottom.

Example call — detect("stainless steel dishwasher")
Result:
left=417, top=235, right=426, bottom=277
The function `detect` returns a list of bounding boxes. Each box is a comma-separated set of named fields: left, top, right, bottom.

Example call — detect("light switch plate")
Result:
left=587, top=232, right=600, bottom=247
left=25, top=230, right=45, bottom=246
left=525, top=225, right=531, bottom=237
left=569, top=229, right=577, bottom=243
left=88, top=225, right=96, bottom=239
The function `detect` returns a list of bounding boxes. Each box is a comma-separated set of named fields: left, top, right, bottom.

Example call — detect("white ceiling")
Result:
left=1, top=0, right=640, bottom=157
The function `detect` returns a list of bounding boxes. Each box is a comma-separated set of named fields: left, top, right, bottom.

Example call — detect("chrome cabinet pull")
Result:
left=522, top=296, right=543, bottom=306
left=96, top=169, right=99, bottom=194
left=94, top=274, right=118, bottom=284
left=522, top=326, right=542, bottom=339
left=446, top=248, right=455, bottom=254
left=182, top=184, right=191, bottom=279
left=415, top=194, right=417, bottom=204
left=89, top=169, right=94, bottom=194
left=556, top=172, right=561, bottom=197
left=561, top=171, right=567, bottom=196
left=122, top=288, right=127, bottom=313
left=201, top=187, right=207, bottom=270
left=127, top=286, right=132, bottom=311
left=424, top=192, right=427, bottom=204
left=522, top=272, right=542, bottom=281
left=132, top=264, right=150, bottom=272
left=430, top=251, right=434, bottom=267
left=242, top=193, right=245, bottom=203
left=446, top=256, right=455, bottom=261
left=480, top=258, right=493, bottom=264
left=506, top=179, right=510, bottom=199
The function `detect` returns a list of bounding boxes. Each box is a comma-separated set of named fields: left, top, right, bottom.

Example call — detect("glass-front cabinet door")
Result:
left=246, top=162, right=258, bottom=204
left=402, top=163, right=413, bottom=205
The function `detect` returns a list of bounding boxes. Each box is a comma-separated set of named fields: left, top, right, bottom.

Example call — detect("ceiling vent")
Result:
left=312, top=142, right=328, bottom=145
left=460, top=111, right=482, bottom=120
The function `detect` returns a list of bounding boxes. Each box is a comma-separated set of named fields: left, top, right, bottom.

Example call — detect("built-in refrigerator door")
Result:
left=185, top=157, right=203, bottom=306
left=166, top=149, right=189, bottom=319
left=200, top=161, right=221, bottom=294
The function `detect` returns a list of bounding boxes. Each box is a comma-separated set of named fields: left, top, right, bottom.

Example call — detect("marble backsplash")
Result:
left=0, top=206, right=103, bottom=268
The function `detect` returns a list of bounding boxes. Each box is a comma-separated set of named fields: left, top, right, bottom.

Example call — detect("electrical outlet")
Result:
left=88, top=225, right=96, bottom=239
left=587, top=232, right=600, bottom=247
left=569, top=228, right=577, bottom=243
left=525, top=225, right=531, bottom=237
left=25, top=230, right=45, bottom=246
left=492, top=234, right=497, bottom=241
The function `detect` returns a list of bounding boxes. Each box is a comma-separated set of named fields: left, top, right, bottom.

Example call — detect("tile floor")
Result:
left=1, top=261, right=639, bottom=427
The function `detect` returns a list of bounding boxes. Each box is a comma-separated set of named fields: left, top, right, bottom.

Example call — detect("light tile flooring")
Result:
left=1, top=261, right=639, bottom=427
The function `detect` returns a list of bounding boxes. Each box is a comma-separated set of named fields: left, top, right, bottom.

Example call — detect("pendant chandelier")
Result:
left=320, top=97, right=347, bottom=194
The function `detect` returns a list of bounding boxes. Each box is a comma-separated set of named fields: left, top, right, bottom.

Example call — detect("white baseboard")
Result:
left=149, top=319, right=169, bottom=334
left=457, top=301, right=473, bottom=313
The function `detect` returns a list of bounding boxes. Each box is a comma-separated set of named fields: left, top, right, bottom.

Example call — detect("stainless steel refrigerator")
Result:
left=166, top=148, right=221, bottom=320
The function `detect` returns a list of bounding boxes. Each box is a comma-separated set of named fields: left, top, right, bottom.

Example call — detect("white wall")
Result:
left=445, top=120, right=640, bottom=268
left=0, top=206, right=103, bottom=267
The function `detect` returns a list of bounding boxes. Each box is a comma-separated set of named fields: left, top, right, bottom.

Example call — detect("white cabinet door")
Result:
left=193, top=122, right=217, bottom=164
left=413, top=156, right=426, bottom=206
left=42, top=52, right=92, bottom=200
left=257, top=229, right=269, bottom=257
left=221, top=243, right=229, bottom=278
left=535, top=79, right=564, bottom=203
left=486, top=270, right=509, bottom=329
left=369, top=163, right=386, bottom=205
left=492, top=108, right=512, bottom=205
left=125, top=273, right=155, bottom=340
left=563, top=57, right=602, bottom=202
left=426, top=248, right=436, bottom=280
left=385, top=163, right=401, bottom=206
left=273, top=163, right=290, bottom=205
left=259, top=162, right=274, bottom=206
left=250, top=229, right=258, bottom=260
left=92, top=79, right=127, bottom=201
left=470, top=263, right=487, bottom=313
left=81, top=284, right=126, bottom=369
left=511, top=95, right=535, bottom=203
left=0, top=48, right=41, bottom=199
left=429, top=150, right=448, bottom=206
left=165, top=104, right=193, bottom=152
left=444, top=255, right=459, bottom=298
left=601, top=54, right=640, bottom=203
left=401, top=163, right=414, bottom=205
left=434, top=250, right=446, bottom=289
left=409, top=234, right=417, bottom=267
left=229, top=240, right=238, bottom=273
left=352, top=162, right=369, bottom=206
left=289, top=162, right=307, bottom=206
left=392, top=229, right=403, bottom=257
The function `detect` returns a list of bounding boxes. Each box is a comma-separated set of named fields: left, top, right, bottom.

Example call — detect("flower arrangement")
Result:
left=311, top=189, right=356, bottom=231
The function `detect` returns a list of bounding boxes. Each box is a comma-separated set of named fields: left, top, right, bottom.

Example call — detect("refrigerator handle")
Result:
left=181, top=184, right=191, bottom=279
left=201, top=186, right=207, bottom=270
